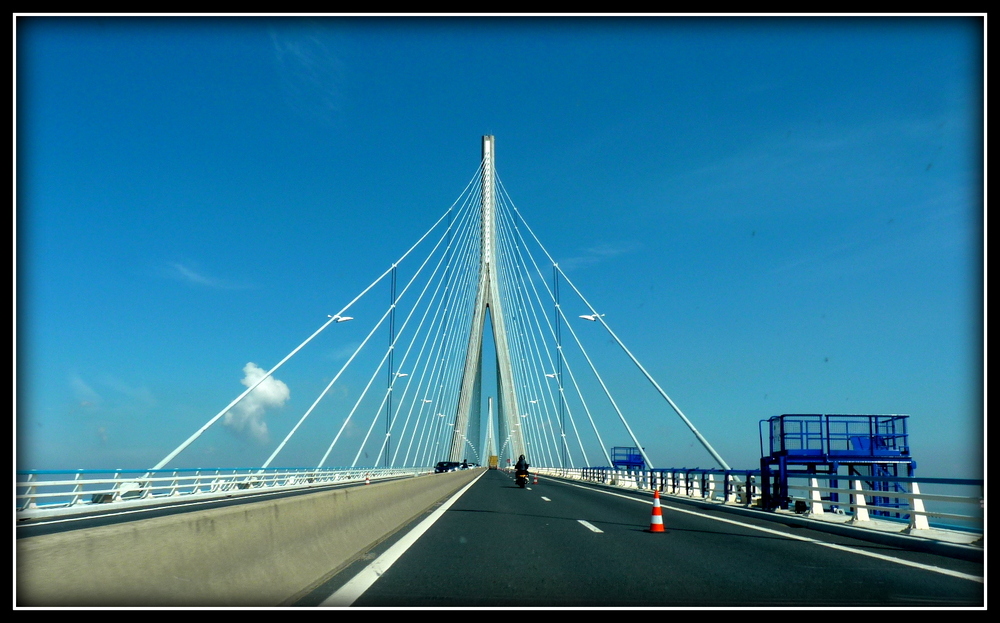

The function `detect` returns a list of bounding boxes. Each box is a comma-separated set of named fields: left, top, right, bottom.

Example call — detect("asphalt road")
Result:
left=305, top=469, right=984, bottom=608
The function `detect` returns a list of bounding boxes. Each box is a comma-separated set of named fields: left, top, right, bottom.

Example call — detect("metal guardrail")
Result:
left=782, top=472, right=984, bottom=533
left=16, top=466, right=431, bottom=521
left=535, top=466, right=984, bottom=537
left=539, top=467, right=762, bottom=506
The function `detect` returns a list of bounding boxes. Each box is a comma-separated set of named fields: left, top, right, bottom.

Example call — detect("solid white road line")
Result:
left=555, top=480, right=983, bottom=584
left=319, top=472, right=486, bottom=606
left=578, top=519, right=604, bottom=533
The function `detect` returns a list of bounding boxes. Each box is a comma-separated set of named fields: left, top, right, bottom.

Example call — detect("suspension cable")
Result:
left=366, top=185, right=483, bottom=468
left=350, top=239, right=463, bottom=467
left=150, top=170, right=479, bottom=471
left=310, top=173, right=484, bottom=468
left=500, top=176, right=729, bottom=471
left=494, top=182, right=607, bottom=466
left=407, top=210, right=482, bottom=466
left=556, top=265, right=731, bottom=471
left=384, top=186, right=481, bottom=466
left=495, top=215, right=558, bottom=465
left=495, top=207, right=571, bottom=466
left=150, top=314, right=342, bottom=471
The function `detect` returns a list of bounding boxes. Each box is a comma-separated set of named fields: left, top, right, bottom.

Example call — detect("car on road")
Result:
left=434, top=461, right=461, bottom=473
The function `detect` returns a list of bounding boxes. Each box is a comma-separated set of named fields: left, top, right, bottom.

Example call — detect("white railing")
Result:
left=534, top=466, right=983, bottom=538
left=536, top=467, right=763, bottom=506
left=16, top=466, right=430, bottom=521
left=783, top=473, right=984, bottom=533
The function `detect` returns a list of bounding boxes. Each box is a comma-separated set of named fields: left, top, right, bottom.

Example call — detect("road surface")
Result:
left=300, top=469, right=983, bottom=607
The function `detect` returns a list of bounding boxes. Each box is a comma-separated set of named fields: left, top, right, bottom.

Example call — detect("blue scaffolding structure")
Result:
left=759, top=414, right=916, bottom=514
left=611, top=447, right=645, bottom=471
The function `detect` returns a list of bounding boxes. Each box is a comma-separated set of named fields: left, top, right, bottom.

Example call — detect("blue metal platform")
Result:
left=759, top=414, right=916, bottom=513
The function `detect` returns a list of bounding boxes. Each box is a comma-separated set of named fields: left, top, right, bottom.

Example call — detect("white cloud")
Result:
left=70, top=374, right=102, bottom=410
left=270, top=29, right=347, bottom=127
left=165, top=262, right=251, bottom=290
left=558, top=241, right=643, bottom=271
left=223, top=363, right=291, bottom=444
left=327, top=341, right=363, bottom=362
left=100, top=375, right=157, bottom=407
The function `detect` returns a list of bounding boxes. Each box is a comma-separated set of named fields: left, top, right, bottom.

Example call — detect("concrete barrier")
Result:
left=17, top=469, right=483, bottom=606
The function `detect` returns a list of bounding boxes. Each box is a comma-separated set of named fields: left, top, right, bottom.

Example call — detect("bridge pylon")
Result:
left=449, top=136, right=525, bottom=463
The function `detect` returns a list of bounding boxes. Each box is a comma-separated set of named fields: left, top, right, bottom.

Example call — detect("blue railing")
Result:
left=558, top=466, right=762, bottom=506
left=762, top=414, right=911, bottom=458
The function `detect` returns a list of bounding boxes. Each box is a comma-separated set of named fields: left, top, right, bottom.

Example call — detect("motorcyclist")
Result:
left=514, top=454, right=530, bottom=487
left=515, top=454, right=529, bottom=474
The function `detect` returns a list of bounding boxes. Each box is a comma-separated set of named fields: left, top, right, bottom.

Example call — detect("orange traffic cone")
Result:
left=649, top=490, right=665, bottom=532
left=365, top=474, right=370, bottom=485
left=533, top=473, right=538, bottom=484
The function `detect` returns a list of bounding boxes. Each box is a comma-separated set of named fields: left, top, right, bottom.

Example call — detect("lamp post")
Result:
left=577, top=311, right=730, bottom=471
left=154, top=313, right=354, bottom=472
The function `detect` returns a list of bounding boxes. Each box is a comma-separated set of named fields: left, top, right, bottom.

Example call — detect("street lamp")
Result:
left=579, top=314, right=605, bottom=321
left=155, top=309, right=358, bottom=472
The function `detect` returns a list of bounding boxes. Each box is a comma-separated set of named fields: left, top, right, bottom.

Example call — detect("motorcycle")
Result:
left=515, top=468, right=529, bottom=488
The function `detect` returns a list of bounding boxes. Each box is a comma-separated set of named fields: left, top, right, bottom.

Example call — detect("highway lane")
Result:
left=313, top=469, right=983, bottom=607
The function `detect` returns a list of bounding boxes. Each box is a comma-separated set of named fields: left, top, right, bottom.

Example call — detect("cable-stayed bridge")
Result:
left=126, top=135, right=722, bottom=478
left=16, top=137, right=983, bottom=608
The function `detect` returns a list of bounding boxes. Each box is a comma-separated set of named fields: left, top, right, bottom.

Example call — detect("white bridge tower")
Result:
left=449, top=136, right=526, bottom=464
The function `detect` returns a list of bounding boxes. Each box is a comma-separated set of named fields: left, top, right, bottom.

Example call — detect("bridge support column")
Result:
left=906, top=482, right=930, bottom=531
left=450, top=136, right=524, bottom=464
left=850, top=478, right=870, bottom=523
left=809, top=477, right=824, bottom=515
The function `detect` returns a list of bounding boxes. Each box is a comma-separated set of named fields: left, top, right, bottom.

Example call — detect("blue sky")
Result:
left=16, top=16, right=983, bottom=478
